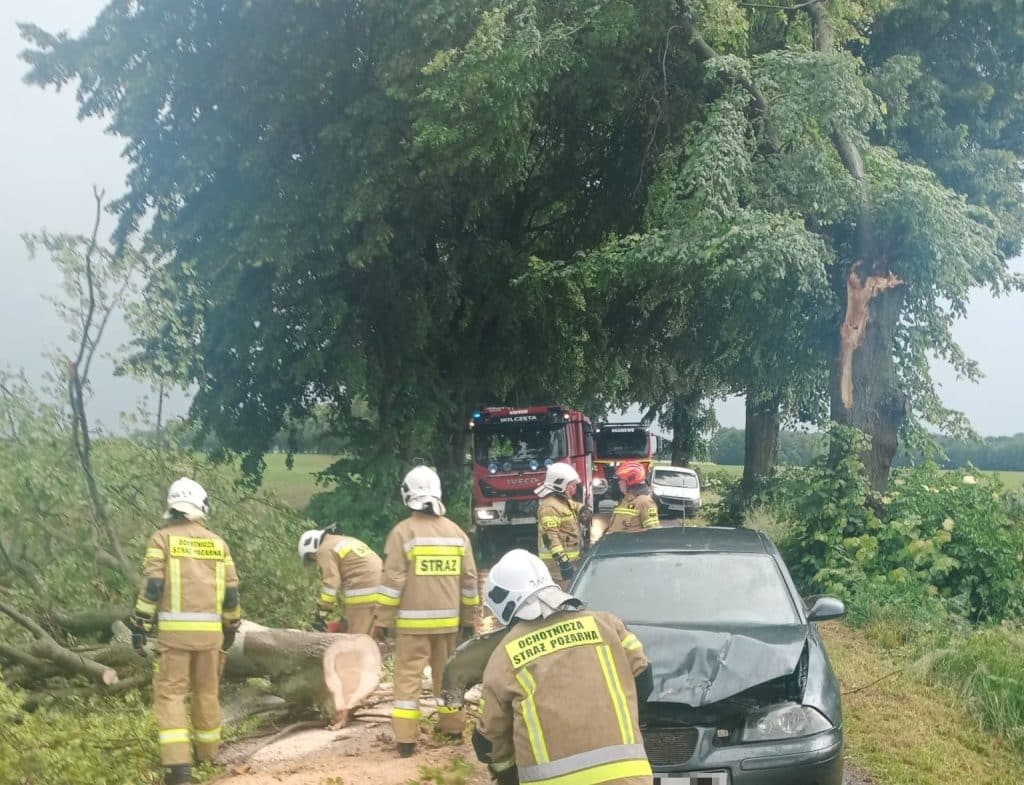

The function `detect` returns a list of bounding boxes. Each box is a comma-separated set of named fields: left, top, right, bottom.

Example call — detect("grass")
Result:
left=261, top=452, right=337, bottom=509
left=823, top=623, right=1024, bottom=785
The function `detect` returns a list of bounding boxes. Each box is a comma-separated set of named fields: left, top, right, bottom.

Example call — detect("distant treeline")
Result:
left=707, top=428, right=1024, bottom=471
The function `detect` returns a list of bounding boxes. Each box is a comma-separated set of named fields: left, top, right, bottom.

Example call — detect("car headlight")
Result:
left=475, top=508, right=499, bottom=521
left=742, top=703, right=833, bottom=742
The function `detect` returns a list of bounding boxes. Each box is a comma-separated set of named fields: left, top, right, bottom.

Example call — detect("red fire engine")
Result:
left=469, top=405, right=597, bottom=564
left=593, top=422, right=654, bottom=500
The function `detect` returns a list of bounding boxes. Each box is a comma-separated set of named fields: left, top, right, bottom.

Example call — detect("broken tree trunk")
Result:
left=224, top=621, right=382, bottom=726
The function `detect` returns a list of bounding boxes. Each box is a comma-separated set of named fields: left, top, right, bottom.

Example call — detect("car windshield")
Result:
left=652, top=470, right=698, bottom=489
left=473, top=424, right=568, bottom=468
left=596, top=428, right=649, bottom=458
left=574, top=552, right=800, bottom=626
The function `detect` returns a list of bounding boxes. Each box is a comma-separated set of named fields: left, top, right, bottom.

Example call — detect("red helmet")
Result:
left=616, top=461, right=647, bottom=486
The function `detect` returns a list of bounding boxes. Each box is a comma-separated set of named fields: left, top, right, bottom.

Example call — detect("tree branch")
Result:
left=0, top=596, right=52, bottom=640
left=741, top=0, right=819, bottom=9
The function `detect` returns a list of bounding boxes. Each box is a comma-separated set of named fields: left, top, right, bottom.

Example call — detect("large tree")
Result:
left=22, top=0, right=1023, bottom=492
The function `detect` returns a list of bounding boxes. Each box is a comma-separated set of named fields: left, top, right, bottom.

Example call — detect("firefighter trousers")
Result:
left=391, top=632, right=464, bottom=743
left=343, top=604, right=376, bottom=636
left=154, top=644, right=223, bottom=766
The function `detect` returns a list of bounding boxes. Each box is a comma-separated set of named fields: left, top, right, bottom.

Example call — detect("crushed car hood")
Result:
left=634, top=623, right=808, bottom=706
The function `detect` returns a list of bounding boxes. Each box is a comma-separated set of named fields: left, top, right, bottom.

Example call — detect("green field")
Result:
left=261, top=452, right=337, bottom=509
left=261, top=454, right=1024, bottom=511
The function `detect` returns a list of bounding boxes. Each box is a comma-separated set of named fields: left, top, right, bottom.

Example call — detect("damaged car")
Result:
left=572, top=526, right=845, bottom=785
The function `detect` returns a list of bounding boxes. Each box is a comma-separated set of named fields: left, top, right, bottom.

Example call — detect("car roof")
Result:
left=651, top=465, right=697, bottom=475
left=591, top=526, right=771, bottom=556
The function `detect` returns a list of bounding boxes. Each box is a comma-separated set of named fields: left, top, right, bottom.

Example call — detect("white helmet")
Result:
left=298, top=529, right=325, bottom=562
left=535, top=463, right=581, bottom=497
left=484, top=549, right=580, bottom=626
left=164, top=477, right=209, bottom=520
left=401, top=465, right=446, bottom=516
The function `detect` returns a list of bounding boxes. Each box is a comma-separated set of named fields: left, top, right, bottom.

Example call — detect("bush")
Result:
left=772, top=427, right=1024, bottom=624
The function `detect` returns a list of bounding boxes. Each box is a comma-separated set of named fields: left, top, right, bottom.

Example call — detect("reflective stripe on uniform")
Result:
left=515, top=668, right=549, bottom=764
left=159, top=611, right=222, bottom=633
left=319, top=585, right=339, bottom=606
left=595, top=645, right=634, bottom=745
left=145, top=548, right=165, bottom=561
left=395, top=608, right=459, bottom=630
left=539, top=551, right=580, bottom=561
left=215, top=561, right=225, bottom=615
left=170, top=558, right=182, bottom=613
left=437, top=705, right=460, bottom=715
left=518, top=744, right=649, bottom=784
left=392, top=699, right=420, bottom=720
left=193, top=727, right=221, bottom=744
left=159, top=728, right=191, bottom=745
left=612, top=507, right=638, bottom=517
left=402, top=536, right=465, bottom=555
left=620, top=633, right=642, bottom=651
left=344, top=586, right=379, bottom=605
left=461, top=588, right=480, bottom=606
left=222, top=605, right=241, bottom=622
left=376, top=585, right=401, bottom=606
left=135, top=599, right=158, bottom=616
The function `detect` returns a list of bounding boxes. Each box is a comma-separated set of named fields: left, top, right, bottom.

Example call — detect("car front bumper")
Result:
left=650, top=727, right=843, bottom=785
left=653, top=495, right=702, bottom=514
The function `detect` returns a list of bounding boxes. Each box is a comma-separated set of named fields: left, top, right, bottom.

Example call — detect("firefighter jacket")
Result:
left=605, top=490, right=659, bottom=535
left=537, top=495, right=584, bottom=563
left=375, top=512, right=479, bottom=635
left=315, top=534, right=383, bottom=614
left=478, top=609, right=652, bottom=785
left=135, top=520, right=241, bottom=651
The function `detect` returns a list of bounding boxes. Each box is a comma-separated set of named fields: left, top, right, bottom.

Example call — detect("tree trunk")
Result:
left=831, top=284, right=908, bottom=491
left=224, top=622, right=382, bottom=725
left=742, top=394, right=781, bottom=498
left=669, top=392, right=703, bottom=466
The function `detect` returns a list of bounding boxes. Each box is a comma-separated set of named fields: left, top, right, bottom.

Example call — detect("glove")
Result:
left=578, top=506, right=594, bottom=527
left=311, top=613, right=328, bottom=633
left=131, top=629, right=147, bottom=653
left=126, top=615, right=149, bottom=654
left=222, top=623, right=239, bottom=652
left=556, top=556, right=575, bottom=582
left=493, top=766, right=521, bottom=785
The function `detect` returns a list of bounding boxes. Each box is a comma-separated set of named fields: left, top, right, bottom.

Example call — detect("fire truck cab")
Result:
left=593, top=422, right=654, bottom=501
left=469, top=405, right=597, bottom=564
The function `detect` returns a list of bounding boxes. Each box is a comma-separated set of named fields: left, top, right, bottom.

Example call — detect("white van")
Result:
left=649, top=465, right=702, bottom=518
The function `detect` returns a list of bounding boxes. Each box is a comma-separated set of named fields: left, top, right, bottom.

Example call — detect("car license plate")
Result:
left=655, top=773, right=729, bottom=785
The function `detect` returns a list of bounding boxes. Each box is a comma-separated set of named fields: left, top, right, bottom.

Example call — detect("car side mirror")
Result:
left=592, top=478, right=609, bottom=496
left=806, top=596, right=846, bottom=622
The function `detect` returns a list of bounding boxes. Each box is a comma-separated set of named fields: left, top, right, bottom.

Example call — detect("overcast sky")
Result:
left=3, top=0, right=1022, bottom=436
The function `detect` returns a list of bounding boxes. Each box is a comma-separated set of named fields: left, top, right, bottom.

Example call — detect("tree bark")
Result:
left=669, top=392, right=703, bottom=466
left=806, top=0, right=907, bottom=491
left=831, top=284, right=908, bottom=490
left=742, top=394, right=781, bottom=498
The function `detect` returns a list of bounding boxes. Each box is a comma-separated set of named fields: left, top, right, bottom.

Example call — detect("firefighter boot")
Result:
left=164, top=764, right=193, bottom=784
left=397, top=742, right=416, bottom=758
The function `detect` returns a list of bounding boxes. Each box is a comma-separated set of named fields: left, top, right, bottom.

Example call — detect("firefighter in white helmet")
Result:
left=129, top=478, right=241, bottom=785
left=535, top=463, right=593, bottom=587
left=298, top=524, right=383, bottom=635
left=472, top=549, right=652, bottom=785
left=374, top=465, right=480, bottom=757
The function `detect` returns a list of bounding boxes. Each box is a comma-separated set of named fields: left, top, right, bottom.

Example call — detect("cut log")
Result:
left=28, top=637, right=118, bottom=685
left=224, top=621, right=381, bottom=724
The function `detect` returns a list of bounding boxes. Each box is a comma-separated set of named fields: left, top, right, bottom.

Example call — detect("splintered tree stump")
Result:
left=224, top=621, right=381, bottom=724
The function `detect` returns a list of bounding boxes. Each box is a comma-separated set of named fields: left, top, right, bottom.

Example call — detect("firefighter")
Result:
left=374, top=466, right=479, bottom=757
left=298, top=524, right=382, bottom=635
left=604, top=461, right=659, bottom=535
left=535, top=463, right=593, bottom=587
left=473, top=549, right=653, bottom=785
left=128, top=478, right=241, bottom=785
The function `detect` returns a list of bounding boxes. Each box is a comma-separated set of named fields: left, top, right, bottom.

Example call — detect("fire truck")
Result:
left=469, top=405, right=599, bottom=564
left=593, top=422, right=654, bottom=501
